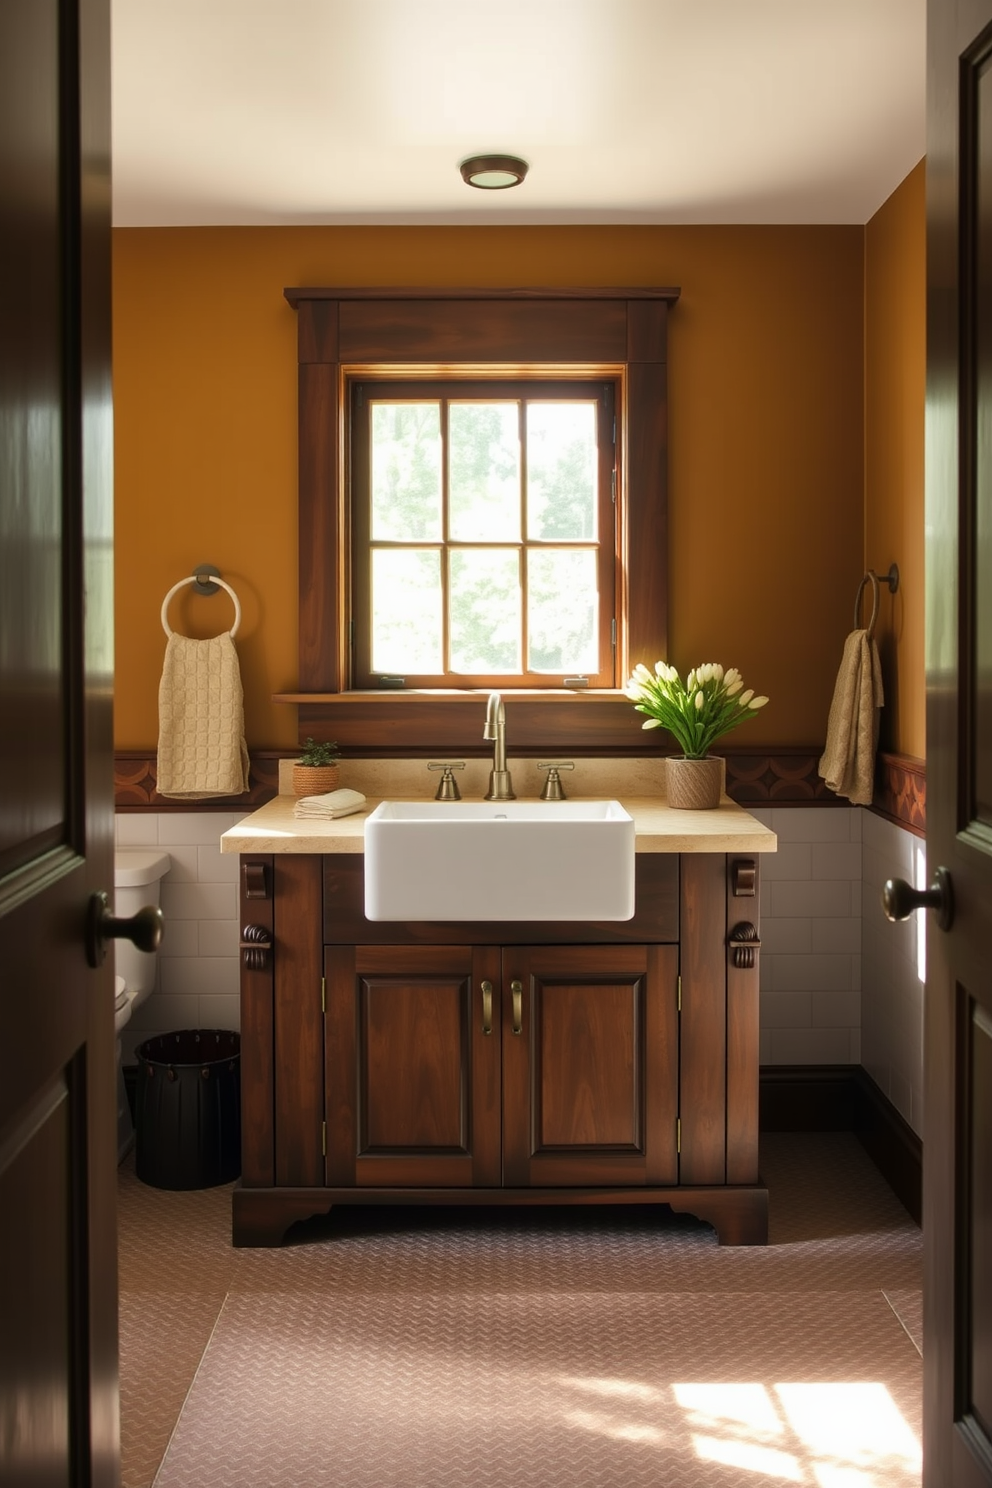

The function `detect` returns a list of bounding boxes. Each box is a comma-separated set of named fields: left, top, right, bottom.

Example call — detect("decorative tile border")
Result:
left=114, top=752, right=282, bottom=811
left=872, top=752, right=926, bottom=837
left=721, top=749, right=837, bottom=803
left=114, top=745, right=925, bottom=827
left=116, top=746, right=838, bottom=811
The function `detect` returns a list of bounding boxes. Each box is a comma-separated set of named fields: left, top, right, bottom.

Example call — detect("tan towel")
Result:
left=293, top=788, right=367, bottom=820
left=818, top=629, right=884, bottom=805
left=156, top=633, right=249, bottom=799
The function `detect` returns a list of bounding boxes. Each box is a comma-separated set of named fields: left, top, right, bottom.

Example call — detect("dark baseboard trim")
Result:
left=759, top=1064, right=921, bottom=1225
left=759, top=1063, right=860, bottom=1131
left=852, top=1066, right=922, bottom=1226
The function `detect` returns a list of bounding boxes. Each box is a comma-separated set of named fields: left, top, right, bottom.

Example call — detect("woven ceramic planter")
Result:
left=291, top=763, right=339, bottom=798
left=665, top=755, right=723, bottom=810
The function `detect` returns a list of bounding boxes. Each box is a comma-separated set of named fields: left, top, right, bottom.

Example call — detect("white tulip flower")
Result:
left=625, top=658, right=768, bottom=758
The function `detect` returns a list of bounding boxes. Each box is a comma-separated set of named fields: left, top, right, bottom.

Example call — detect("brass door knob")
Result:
left=882, top=866, right=954, bottom=932
left=85, top=890, right=164, bottom=968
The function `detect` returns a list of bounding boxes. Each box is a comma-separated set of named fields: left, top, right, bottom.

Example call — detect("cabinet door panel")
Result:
left=325, top=944, right=501, bottom=1187
left=363, top=975, right=467, bottom=1150
left=502, top=945, right=678, bottom=1187
left=538, top=980, right=641, bottom=1148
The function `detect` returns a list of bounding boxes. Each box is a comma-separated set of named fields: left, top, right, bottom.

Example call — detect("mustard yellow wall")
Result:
left=865, top=161, right=926, bottom=762
left=112, top=225, right=867, bottom=750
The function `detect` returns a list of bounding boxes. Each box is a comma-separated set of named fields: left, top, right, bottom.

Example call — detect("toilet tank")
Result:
left=114, top=849, right=170, bottom=1006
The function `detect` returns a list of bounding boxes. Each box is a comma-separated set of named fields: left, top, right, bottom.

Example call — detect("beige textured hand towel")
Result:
left=156, top=633, right=250, bottom=800
left=818, top=629, right=884, bottom=805
left=293, top=788, right=367, bottom=820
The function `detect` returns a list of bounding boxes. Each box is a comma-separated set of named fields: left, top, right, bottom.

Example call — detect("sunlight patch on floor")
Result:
left=681, top=1381, right=920, bottom=1485
left=557, top=1375, right=920, bottom=1485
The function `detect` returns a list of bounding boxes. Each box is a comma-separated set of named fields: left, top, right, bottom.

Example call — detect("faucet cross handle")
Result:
left=428, top=761, right=465, bottom=801
left=538, top=762, right=574, bottom=801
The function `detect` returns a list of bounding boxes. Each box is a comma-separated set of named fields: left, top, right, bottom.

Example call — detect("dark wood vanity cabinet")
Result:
left=233, top=852, right=767, bottom=1248
left=324, top=941, right=679, bottom=1192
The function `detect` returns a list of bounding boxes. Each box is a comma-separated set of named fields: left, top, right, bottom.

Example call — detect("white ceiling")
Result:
left=111, top=0, right=926, bottom=228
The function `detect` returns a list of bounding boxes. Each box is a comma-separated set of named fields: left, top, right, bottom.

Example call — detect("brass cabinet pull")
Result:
left=511, top=979, right=523, bottom=1035
left=481, top=979, right=493, bottom=1035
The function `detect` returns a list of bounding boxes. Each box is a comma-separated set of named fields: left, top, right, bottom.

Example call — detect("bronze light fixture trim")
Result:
left=459, top=154, right=529, bottom=189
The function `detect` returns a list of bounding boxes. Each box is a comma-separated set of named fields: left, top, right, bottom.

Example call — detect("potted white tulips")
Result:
left=625, top=661, right=769, bottom=809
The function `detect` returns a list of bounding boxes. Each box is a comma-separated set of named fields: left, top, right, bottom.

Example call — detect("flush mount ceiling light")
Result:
left=459, top=154, right=529, bottom=190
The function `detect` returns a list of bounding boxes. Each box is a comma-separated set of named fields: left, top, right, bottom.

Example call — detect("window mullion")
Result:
left=441, top=397, right=451, bottom=676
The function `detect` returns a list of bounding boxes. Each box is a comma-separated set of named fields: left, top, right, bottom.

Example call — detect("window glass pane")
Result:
left=528, top=548, right=598, bottom=673
left=449, top=403, right=520, bottom=541
left=371, top=549, right=442, bottom=672
left=449, top=548, right=521, bottom=673
left=371, top=403, right=442, bottom=540
left=526, top=402, right=597, bottom=541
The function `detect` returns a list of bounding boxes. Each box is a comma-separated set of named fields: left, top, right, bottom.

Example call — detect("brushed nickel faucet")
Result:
left=483, top=692, right=515, bottom=801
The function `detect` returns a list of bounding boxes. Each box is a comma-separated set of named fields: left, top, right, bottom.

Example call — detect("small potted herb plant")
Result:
left=291, top=737, right=341, bottom=798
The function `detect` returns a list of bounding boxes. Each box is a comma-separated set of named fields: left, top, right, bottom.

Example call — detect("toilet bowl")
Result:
left=113, top=849, right=170, bottom=1160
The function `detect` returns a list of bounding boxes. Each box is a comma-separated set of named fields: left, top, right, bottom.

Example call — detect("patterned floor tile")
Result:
left=154, top=1288, right=921, bottom=1488
left=116, top=1132, right=924, bottom=1487
left=884, top=1288, right=924, bottom=1356
left=119, top=1289, right=226, bottom=1488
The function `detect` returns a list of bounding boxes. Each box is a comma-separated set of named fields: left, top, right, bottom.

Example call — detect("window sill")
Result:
left=273, top=689, right=629, bottom=703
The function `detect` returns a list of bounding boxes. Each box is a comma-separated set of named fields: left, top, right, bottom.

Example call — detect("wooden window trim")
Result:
left=283, top=286, right=680, bottom=753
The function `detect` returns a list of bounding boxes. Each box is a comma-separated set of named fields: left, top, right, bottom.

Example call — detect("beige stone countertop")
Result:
left=220, top=793, right=777, bottom=856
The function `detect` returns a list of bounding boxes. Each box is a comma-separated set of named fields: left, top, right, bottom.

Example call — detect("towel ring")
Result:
left=854, top=563, right=899, bottom=639
left=161, top=572, right=242, bottom=639
left=854, top=572, right=880, bottom=638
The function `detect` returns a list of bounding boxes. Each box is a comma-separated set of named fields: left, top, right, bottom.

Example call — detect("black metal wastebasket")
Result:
left=135, top=1029, right=241, bottom=1190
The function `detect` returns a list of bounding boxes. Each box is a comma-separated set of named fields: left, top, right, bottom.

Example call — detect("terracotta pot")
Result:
left=664, top=755, right=723, bottom=810
left=291, top=763, right=339, bottom=798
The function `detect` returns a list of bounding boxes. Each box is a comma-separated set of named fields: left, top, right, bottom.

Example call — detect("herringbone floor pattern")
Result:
left=118, top=1133, right=923, bottom=1487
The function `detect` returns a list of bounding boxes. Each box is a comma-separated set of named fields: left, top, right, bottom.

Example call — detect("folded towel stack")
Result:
left=293, top=788, right=368, bottom=820
left=818, top=629, right=884, bottom=805
left=157, top=632, right=250, bottom=800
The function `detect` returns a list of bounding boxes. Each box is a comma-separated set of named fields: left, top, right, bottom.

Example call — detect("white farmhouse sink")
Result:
left=364, top=799, right=636, bottom=922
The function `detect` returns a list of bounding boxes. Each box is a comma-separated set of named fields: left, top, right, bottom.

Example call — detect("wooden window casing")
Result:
left=282, top=287, right=679, bottom=754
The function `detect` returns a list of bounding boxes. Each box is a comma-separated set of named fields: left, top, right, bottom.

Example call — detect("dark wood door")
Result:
left=501, top=944, right=679, bottom=1187
left=926, top=3, right=992, bottom=1482
left=0, top=0, right=116, bottom=1484
left=324, top=944, right=503, bottom=1186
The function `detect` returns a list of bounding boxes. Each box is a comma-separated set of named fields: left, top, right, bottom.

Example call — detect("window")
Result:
left=284, top=287, right=678, bottom=753
left=350, top=379, right=617, bottom=689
